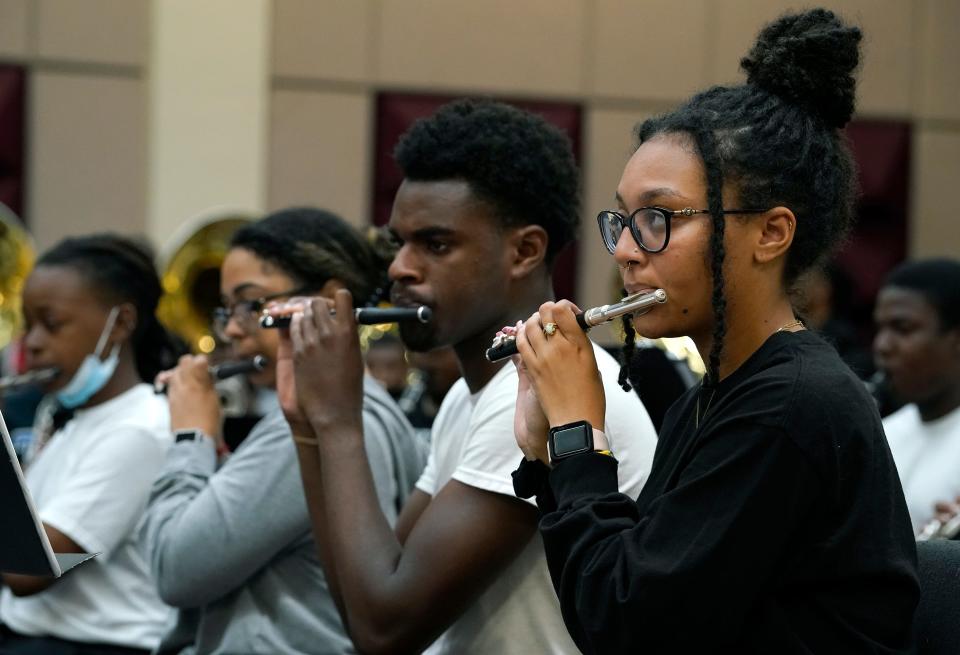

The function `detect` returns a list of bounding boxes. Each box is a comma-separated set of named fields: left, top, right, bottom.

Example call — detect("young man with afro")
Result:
left=278, top=99, right=658, bottom=654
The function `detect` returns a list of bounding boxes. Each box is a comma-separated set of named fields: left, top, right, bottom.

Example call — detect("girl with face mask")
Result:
left=0, top=234, right=184, bottom=655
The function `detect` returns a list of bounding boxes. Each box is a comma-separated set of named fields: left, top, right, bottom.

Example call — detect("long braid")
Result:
left=693, top=127, right=728, bottom=385
left=618, top=314, right=636, bottom=392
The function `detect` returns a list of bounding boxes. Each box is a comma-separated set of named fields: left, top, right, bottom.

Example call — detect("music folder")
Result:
left=0, top=410, right=98, bottom=576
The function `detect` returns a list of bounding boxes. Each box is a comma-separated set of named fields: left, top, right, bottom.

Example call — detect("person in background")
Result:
left=364, top=333, right=410, bottom=401
left=141, top=208, right=425, bottom=655
left=801, top=262, right=874, bottom=378
left=510, top=9, right=918, bottom=652
left=1, top=234, right=182, bottom=655
left=403, top=347, right=462, bottom=434
left=875, top=258, right=960, bottom=535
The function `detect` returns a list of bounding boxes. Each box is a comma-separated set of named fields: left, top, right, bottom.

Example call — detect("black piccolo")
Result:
left=485, top=288, right=668, bottom=363
left=259, top=306, right=432, bottom=329
left=155, top=355, right=268, bottom=394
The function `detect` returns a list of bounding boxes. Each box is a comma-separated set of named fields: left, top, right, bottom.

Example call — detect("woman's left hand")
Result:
left=515, top=300, right=606, bottom=431
left=288, top=289, right=365, bottom=435
left=163, top=354, right=223, bottom=439
left=510, top=330, right=550, bottom=463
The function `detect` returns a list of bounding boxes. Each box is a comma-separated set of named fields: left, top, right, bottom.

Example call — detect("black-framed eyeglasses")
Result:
left=596, top=206, right=769, bottom=255
left=212, top=286, right=310, bottom=340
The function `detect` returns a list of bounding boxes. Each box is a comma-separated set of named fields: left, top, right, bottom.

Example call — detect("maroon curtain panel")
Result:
left=373, top=93, right=583, bottom=303
left=839, top=120, right=911, bottom=337
left=0, top=65, right=25, bottom=221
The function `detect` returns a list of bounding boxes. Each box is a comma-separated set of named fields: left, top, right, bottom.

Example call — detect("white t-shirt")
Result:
left=1, top=383, right=172, bottom=649
left=416, top=343, right=657, bottom=655
left=885, top=403, right=960, bottom=534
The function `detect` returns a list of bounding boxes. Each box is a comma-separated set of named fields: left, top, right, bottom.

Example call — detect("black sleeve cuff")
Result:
left=549, top=451, right=620, bottom=508
left=512, top=457, right=550, bottom=499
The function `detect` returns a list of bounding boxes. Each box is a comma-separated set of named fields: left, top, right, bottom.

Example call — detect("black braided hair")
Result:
left=37, top=234, right=186, bottom=381
left=230, top=207, right=391, bottom=307
left=633, top=8, right=861, bottom=382
left=394, top=99, right=580, bottom=266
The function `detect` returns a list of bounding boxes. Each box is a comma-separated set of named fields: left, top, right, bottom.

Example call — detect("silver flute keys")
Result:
left=485, top=288, right=668, bottom=362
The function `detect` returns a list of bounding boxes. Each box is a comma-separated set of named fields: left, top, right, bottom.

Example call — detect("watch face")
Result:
left=549, top=421, right=593, bottom=460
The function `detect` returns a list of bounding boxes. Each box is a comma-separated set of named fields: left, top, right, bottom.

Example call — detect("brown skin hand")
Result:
left=3, top=525, right=84, bottom=595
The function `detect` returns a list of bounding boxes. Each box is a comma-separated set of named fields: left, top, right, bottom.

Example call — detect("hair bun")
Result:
left=740, top=8, right=862, bottom=128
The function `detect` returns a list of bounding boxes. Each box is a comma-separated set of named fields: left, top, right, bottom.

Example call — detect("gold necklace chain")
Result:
left=776, top=319, right=806, bottom=332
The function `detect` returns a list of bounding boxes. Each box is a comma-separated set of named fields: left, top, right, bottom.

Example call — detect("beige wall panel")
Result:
left=706, top=0, right=798, bottom=86
left=579, top=105, right=650, bottom=343
left=910, top=128, right=960, bottom=258
left=377, top=0, right=585, bottom=96
left=148, top=0, right=270, bottom=246
left=268, top=89, right=371, bottom=228
left=273, top=0, right=372, bottom=81
left=708, top=0, right=913, bottom=117
left=591, top=0, right=709, bottom=102
left=916, top=0, right=960, bottom=121
left=0, top=0, right=31, bottom=59
left=36, top=0, right=148, bottom=66
left=832, top=0, right=914, bottom=117
left=29, top=72, right=146, bottom=250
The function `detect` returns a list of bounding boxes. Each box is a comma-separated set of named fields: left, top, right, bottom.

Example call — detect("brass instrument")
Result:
left=0, top=204, right=35, bottom=353
left=157, top=211, right=252, bottom=353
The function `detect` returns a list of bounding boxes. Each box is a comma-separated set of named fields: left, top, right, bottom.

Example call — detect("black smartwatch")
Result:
left=174, top=429, right=208, bottom=443
left=548, top=420, right=595, bottom=462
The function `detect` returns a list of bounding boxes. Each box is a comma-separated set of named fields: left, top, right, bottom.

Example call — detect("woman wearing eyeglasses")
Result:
left=510, top=9, right=918, bottom=653
left=141, top=207, right=426, bottom=654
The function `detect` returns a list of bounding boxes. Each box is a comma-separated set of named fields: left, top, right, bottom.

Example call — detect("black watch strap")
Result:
left=174, top=429, right=206, bottom=443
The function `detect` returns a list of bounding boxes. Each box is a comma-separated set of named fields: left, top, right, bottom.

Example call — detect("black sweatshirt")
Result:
left=525, top=331, right=918, bottom=654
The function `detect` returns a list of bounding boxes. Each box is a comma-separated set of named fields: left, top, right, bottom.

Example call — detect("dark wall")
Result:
left=0, top=65, right=25, bottom=221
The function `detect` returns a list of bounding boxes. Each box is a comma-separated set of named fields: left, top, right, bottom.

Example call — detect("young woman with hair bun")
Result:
left=511, top=9, right=918, bottom=653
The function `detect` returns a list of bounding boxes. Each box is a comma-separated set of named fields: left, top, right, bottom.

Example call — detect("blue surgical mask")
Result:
left=57, top=307, right=122, bottom=409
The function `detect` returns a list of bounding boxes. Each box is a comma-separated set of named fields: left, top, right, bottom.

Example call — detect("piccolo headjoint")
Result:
left=260, top=305, right=432, bottom=329
left=484, top=288, right=667, bottom=363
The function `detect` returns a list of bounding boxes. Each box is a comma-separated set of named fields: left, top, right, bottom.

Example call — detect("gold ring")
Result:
left=543, top=322, right=558, bottom=337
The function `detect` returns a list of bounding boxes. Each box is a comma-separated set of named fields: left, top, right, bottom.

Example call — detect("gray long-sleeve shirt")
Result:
left=141, top=377, right=426, bottom=655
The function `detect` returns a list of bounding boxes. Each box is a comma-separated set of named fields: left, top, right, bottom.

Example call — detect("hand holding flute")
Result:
left=158, top=354, right=229, bottom=437
left=275, top=290, right=367, bottom=432
left=506, top=291, right=668, bottom=465
left=486, top=288, right=666, bottom=362
left=154, top=356, right=267, bottom=394
left=260, top=301, right=431, bottom=329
